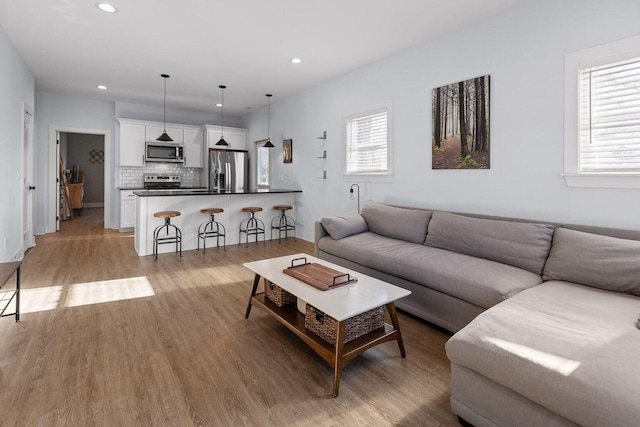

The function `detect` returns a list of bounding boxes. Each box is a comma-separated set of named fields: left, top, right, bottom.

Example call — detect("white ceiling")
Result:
left=0, top=0, right=527, bottom=115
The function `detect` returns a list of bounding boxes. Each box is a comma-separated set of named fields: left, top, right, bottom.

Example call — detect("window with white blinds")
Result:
left=579, top=56, right=640, bottom=172
left=345, top=105, right=390, bottom=175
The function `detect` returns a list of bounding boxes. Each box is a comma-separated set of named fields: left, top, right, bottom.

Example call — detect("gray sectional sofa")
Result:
left=314, top=200, right=640, bottom=427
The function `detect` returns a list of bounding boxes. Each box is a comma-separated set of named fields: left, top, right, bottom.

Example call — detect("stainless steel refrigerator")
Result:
left=208, top=149, right=249, bottom=192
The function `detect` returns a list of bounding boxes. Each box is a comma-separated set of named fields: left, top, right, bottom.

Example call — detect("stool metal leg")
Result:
left=153, top=218, right=182, bottom=260
left=271, top=210, right=296, bottom=243
left=198, top=214, right=226, bottom=254
left=239, top=213, right=266, bottom=247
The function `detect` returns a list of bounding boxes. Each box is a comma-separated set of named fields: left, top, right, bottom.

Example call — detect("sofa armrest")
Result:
left=314, top=221, right=329, bottom=257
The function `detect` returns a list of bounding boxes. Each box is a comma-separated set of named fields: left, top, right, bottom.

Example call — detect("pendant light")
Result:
left=156, top=74, right=173, bottom=141
left=263, top=94, right=275, bottom=148
left=215, top=85, right=229, bottom=146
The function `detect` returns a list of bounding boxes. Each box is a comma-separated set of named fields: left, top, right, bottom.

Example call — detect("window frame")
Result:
left=255, top=139, right=270, bottom=189
left=343, top=100, right=393, bottom=182
left=563, top=35, right=640, bottom=189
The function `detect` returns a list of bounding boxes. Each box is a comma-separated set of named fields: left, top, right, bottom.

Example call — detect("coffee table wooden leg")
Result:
left=387, top=302, right=406, bottom=358
left=244, top=273, right=261, bottom=319
left=331, top=321, right=346, bottom=397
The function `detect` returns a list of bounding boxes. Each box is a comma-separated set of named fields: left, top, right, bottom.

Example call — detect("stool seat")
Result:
left=242, top=207, right=263, bottom=213
left=154, top=211, right=181, bottom=219
left=274, top=205, right=293, bottom=211
left=200, top=208, right=224, bottom=215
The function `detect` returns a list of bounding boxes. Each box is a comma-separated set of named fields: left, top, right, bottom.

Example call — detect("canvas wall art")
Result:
left=432, top=75, right=490, bottom=169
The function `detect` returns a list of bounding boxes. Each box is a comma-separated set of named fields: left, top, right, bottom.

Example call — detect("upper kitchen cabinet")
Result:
left=204, top=125, right=248, bottom=150
left=183, top=126, right=204, bottom=168
left=119, top=120, right=146, bottom=166
left=145, top=125, right=184, bottom=144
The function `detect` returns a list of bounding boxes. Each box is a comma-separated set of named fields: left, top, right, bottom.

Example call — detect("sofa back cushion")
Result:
left=543, top=228, right=640, bottom=296
left=320, top=211, right=368, bottom=240
left=425, top=211, right=555, bottom=275
left=360, top=200, right=433, bottom=244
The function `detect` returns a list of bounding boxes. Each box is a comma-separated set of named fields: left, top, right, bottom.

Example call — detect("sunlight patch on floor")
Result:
left=20, top=285, right=64, bottom=314
left=19, top=277, right=155, bottom=313
left=65, top=276, right=155, bottom=307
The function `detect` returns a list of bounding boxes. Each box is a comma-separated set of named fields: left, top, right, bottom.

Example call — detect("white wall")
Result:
left=0, top=25, right=34, bottom=261
left=34, top=91, right=116, bottom=232
left=242, top=0, right=640, bottom=242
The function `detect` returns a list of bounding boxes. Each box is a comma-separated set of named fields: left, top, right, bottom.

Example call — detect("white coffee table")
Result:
left=244, top=253, right=411, bottom=397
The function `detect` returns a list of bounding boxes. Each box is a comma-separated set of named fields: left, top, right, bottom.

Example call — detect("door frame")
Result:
left=21, top=102, right=35, bottom=254
left=47, top=125, right=112, bottom=233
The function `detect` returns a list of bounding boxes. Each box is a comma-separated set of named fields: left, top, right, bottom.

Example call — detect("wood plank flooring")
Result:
left=0, top=208, right=458, bottom=426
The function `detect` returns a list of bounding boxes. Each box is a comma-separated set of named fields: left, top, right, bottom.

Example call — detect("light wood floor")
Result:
left=0, top=208, right=458, bottom=426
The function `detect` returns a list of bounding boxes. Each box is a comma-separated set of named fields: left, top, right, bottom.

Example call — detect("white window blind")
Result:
left=346, top=108, right=388, bottom=174
left=579, top=56, right=640, bottom=172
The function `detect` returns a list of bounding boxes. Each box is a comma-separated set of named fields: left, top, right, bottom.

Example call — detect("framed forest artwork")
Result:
left=432, top=75, right=490, bottom=169
left=283, top=139, right=292, bottom=163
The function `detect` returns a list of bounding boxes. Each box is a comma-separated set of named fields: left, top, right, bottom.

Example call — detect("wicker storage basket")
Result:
left=264, top=278, right=296, bottom=307
left=305, top=304, right=385, bottom=344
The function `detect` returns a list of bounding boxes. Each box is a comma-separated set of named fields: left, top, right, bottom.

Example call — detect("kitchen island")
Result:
left=133, top=188, right=301, bottom=256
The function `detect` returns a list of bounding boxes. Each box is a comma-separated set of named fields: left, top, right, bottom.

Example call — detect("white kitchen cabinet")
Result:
left=183, top=127, right=204, bottom=168
left=120, top=190, right=137, bottom=230
left=119, top=121, right=146, bottom=166
left=145, top=125, right=184, bottom=144
left=204, top=125, right=248, bottom=150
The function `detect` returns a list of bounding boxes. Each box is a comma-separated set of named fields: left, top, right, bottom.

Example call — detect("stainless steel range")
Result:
left=143, top=174, right=182, bottom=189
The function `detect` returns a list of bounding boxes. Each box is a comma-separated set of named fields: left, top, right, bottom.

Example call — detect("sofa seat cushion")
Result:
left=318, top=232, right=542, bottom=309
left=425, top=211, right=555, bottom=275
left=446, top=281, right=640, bottom=427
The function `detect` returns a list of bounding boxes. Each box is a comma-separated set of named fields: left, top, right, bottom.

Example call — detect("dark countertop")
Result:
left=133, top=188, right=302, bottom=197
left=119, top=186, right=206, bottom=191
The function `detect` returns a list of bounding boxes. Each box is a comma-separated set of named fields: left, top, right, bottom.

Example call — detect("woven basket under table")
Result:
left=305, top=304, right=385, bottom=344
left=264, top=278, right=297, bottom=307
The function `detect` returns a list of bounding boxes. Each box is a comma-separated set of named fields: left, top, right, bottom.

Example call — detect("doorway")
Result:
left=22, top=103, right=35, bottom=255
left=58, top=132, right=105, bottom=223
left=47, top=126, right=112, bottom=233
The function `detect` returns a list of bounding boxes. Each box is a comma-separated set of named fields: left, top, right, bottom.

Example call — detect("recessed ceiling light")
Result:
left=97, top=3, right=118, bottom=13
left=97, top=85, right=108, bottom=90
left=290, top=58, right=303, bottom=64
left=216, top=103, right=222, bottom=107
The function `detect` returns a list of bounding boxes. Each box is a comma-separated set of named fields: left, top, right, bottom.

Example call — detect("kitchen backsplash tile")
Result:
left=120, top=165, right=201, bottom=187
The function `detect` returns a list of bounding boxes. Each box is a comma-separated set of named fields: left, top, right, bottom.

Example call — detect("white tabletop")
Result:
left=244, top=253, right=411, bottom=321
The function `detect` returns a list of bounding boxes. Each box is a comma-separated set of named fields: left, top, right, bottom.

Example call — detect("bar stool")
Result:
left=271, top=205, right=296, bottom=242
left=153, top=211, right=182, bottom=260
left=197, top=208, right=226, bottom=253
left=239, top=207, right=265, bottom=247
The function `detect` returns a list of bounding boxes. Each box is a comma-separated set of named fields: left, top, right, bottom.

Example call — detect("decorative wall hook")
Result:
left=317, top=131, right=327, bottom=140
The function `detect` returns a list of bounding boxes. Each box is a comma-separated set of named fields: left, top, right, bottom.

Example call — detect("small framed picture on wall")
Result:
left=283, top=139, right=292, bottom=163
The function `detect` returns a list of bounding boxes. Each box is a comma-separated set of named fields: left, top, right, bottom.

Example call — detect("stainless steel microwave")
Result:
left=145, top=141, right=184, bottom=163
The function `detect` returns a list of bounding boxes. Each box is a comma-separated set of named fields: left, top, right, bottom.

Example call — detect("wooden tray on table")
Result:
left=283, top=257, right=357, bottom=291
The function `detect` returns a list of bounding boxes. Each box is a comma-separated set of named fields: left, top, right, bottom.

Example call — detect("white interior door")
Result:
left=22, top=105, right=35, bottom=253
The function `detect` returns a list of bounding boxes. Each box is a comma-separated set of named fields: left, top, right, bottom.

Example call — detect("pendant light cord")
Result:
left=220, top=85, right=225, bottom=137
left=163, top=77, right=167, bottom=130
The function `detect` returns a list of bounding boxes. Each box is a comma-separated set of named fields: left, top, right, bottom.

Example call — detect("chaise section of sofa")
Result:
left=446, top=226, right=640, bottom=427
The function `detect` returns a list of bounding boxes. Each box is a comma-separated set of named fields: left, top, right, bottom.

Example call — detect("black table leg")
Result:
left=244, top=273, right=261, bottom=318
